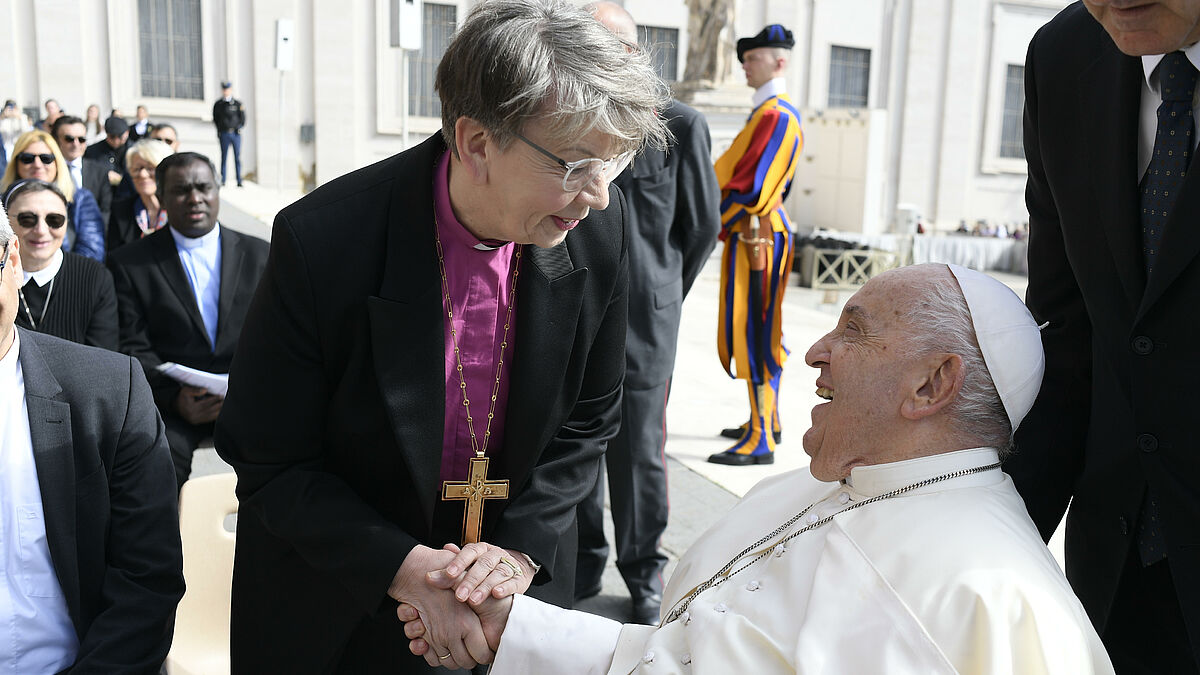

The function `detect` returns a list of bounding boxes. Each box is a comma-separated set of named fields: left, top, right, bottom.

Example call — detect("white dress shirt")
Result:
left=170, top=223, right=222, bottom=348
left=751, top=77, right=787, bottom=109
left=67, top=157, right=83, bottom=190
left=0, top=331, right=79, bottom=674
left=1138, top=43, right=1200, bottom=179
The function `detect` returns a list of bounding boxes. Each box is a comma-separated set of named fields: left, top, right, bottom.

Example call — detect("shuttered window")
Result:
left=138, top=0, right=204, bottom=100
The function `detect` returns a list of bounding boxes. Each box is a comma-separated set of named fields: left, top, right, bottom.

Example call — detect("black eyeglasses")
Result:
left=57, top=135, right=87, bottom=144
left=15, top=211, right=67, bottom=230
left=17, top=152, right=54, bottom=165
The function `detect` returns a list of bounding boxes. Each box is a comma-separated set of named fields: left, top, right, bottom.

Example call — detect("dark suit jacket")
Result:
left=616, top=99, right=720, bottom=388
left=81, top=157, right=111, bottom=228
left=16, top=328, right=183, bottom=673
left=107, top=225, right=269, bottom=412
left=1009, top=2, right=1200, bottom=660
left=214, top=133, right=627, bottom=672
left=106, top=195, right=148, bottom=255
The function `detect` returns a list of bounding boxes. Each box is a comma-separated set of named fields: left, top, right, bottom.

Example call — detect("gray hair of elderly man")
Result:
left=902, top=270, right=1014, bottom=457
left=0, top=201, right=12, bottom=248
left=435, top=0, right=671, bottom=156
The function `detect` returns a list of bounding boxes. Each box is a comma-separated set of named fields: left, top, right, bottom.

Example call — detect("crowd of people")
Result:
left=2, top=0, right=1199, bottom=673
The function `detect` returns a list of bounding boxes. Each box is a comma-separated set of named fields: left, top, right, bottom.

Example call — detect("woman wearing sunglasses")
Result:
left=0, top=129, right=106, bottom=261
left=3, top=179, right=117, bottom=349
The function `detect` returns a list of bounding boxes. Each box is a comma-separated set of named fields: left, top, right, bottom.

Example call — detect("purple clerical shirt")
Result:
left=434, top=149, right=521, bottom=483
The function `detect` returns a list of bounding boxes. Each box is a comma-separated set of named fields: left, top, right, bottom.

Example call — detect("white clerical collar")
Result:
left=842, top=446, right=1002, bottom=498
left=752, top=77, right=787, bottom=108
left=23, top=249, right=63, bottom=287
left=169, top=222, right=221, bottom=251
left=0, top=326, right=18, bottom=373
left=1141, top=43, right=1200, bottom=94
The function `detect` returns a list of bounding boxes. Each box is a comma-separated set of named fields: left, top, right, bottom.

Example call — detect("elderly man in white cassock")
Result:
left=398, top=262, right=1115, bottom=674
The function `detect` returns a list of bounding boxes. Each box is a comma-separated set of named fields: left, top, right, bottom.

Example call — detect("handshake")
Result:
left=387, top=541, right=535, bottom=670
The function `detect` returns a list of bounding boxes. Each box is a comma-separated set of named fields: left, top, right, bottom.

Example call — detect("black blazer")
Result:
left=81, top=157, right=111, bottom=228
left=14, top=252, right=118, bottom=350
left=107, top=225, right=269, bottom=411
left=214, top=133, right=627, bottom=672
left=615, top=99, right=720, bottom=388
left=1009, top=2, right=1200, bottom=658
left=106, top=195, right=149, bottom=255
left=17, top=329, right=183, bottom=673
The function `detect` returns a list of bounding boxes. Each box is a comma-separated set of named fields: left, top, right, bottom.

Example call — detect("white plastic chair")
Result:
left=166, top=472, right=238, bottom=675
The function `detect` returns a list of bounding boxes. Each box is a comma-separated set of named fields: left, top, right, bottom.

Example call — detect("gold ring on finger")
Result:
left=498, top=556, right=523, bottom=578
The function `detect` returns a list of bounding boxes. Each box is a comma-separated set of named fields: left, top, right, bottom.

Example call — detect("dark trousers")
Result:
left=1101, top=543, right=1200, bottom=674
left=218, top=131, right=242, bottom=184
left=163, top=412, right=214, bottom=492
left=576, top=380, right=669, bottom=600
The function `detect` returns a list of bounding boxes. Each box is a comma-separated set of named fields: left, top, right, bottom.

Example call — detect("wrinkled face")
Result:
left=128, top=155, right=158, bottom=198
left=161, top=160, right=219, bottom=238
left=17, top=141, right=57, bottom=182
left=10, top=191, right=68, bottom=272
left=1084, top=0, right=1200, bottom=55
left=475, top=119, right=618, bottom=249
left=802, top=272, right=923, bottom=481
left=54, top=122, right=89, bottom=161
left=742, top=47, right=781, bottom=89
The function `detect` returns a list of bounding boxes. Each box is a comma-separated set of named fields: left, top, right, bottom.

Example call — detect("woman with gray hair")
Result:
left=106, top=138, right=174, bottom=252
left=213, top=0, right=670, bottom=671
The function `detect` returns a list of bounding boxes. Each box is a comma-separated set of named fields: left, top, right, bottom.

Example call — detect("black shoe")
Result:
left=707, top=450, right=775, bottom=466
left=631, top=594, right=662, bottom=624
left=719, top=424, right=781, bottom=444
left=574, top=580, right=603, bottom=603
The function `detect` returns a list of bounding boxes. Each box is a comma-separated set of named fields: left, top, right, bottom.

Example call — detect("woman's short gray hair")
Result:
left=125, top=139, right=175, bottom=170
left=436, top=0, right=670, bottom=155
left=902, top=268, right=1013, bottom=456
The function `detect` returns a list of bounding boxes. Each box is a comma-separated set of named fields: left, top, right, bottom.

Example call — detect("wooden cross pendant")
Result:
left=441, top=455, right=510, bottom=545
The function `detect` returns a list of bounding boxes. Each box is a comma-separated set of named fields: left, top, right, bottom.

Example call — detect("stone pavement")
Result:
left=198, top=183, right=1060, bottom=626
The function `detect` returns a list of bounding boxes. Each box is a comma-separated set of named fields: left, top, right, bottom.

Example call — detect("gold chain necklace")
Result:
left=434, top=219, right=523, bottom=546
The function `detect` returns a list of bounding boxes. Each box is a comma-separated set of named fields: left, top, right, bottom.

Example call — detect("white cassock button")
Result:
left=713, top=603, right=728, bottom=614
left=774, top=543, right=787, bottom=558
left=807, top=513, right=819, bottom=524
left=642, top=651, right=655, bottom=664
left=746, top=580, right=760, bottom=591
left=681, top=611, right=691, bottom=625
left=838, top=492, right=850, bottom=505
left=681, top=653, right=693, bottom=666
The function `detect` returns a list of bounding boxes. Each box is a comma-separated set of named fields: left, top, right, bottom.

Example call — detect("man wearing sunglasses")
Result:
left=52, top=116, right=112, bottom=228
left=0, top=206, right=184, bottom=673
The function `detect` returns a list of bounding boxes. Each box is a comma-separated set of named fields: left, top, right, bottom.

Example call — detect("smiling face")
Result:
left=17, top=140, right=57, bottom=182
left=54, top=122, right=89, bottom=162
left=128, top=155, right=158, bottom=199
left=460, top=118, right=617, bottom=249
left=802, top=271, right=926, bottom=481
left=10, top=190, right=68, bottom=273
left=1084, top=0, right=1200, bottom=55
left=160, top=160, right=219, bottom=238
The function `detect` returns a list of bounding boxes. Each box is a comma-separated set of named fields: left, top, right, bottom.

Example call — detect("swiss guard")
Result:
left=711, top=24, right=803, bottom=466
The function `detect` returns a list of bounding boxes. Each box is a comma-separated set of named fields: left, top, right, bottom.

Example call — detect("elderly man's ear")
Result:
left=454, top=117, right=492, bottom=185
left=901, top=353, right=965, bottom=421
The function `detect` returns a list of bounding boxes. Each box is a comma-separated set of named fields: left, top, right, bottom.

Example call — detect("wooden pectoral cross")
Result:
left=441, top=455, right=510, bottom=546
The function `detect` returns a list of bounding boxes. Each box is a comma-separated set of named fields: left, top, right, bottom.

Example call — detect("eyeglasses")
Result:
left=58, top=135, right=87, bottom=145
left=17, top=152, right=55, bottom=166
left=129, top=165, right=155, bottom=176
left=515, top=133, right=632, bottom=193
left=15, top=211, right=67, bottom=230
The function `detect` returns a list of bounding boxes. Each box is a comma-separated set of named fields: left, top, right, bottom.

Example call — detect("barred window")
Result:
left=999, top=64, right=1025, bottom=159
left=637, top=25, right=679, bottom=82
left=138, top=0, right=203, bottom=100
left=828, top=45, right=870, bottom=108
left=408, top=3, right=457, bottom=118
